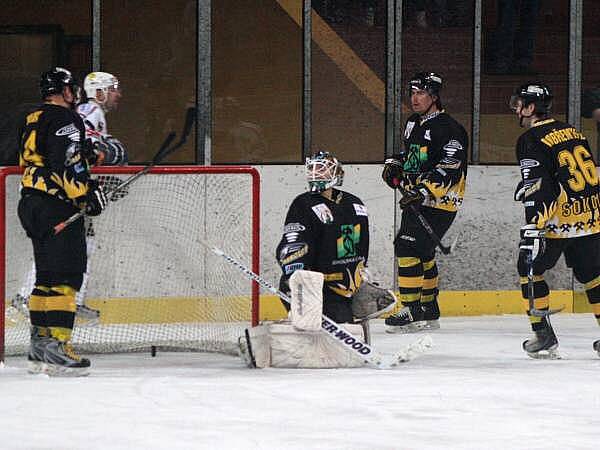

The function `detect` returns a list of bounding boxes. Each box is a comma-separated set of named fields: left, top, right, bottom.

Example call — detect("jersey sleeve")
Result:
left=77, top=103, right=105, bottom=144
left=418, top=123, right=468, bottom=201
left=275, top=197, right=318, bottom=286
left=45, top=113, right=93, bottom=201
left=515, top=134, right=558, bottom=228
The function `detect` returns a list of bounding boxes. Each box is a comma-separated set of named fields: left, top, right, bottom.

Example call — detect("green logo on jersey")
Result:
left=403, top=143, right=428, bottom=173
left=337, top=224, right=360, bottom=258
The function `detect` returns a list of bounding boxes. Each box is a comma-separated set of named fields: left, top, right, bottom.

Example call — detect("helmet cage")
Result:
left=305, top=152, right=344, bottom=193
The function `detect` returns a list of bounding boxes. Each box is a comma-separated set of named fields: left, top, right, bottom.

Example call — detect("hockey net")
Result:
left=0, top=166, right=260, bottom=359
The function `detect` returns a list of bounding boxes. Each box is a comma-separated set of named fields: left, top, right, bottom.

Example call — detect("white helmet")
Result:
left=305, top=151, right=344, bottom=193
left=84, top=71, right=120, bottom=103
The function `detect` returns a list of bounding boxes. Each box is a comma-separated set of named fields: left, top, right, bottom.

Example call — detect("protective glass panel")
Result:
left=213, top=0, right=303, bottom=163
left=0, top=0, right=91, bottom=165
left=311, top=0, right=387, bottom=162
left=480, top=0, right=569, bottom=163
left=102, top=0, right=197, bottom=163
left=400, top=0, right=474, bottom=161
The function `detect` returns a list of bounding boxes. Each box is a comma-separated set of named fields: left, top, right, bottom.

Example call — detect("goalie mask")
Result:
left=84, top=72, right=121, bottom=109
left=305, top=151, right=344, bottom=193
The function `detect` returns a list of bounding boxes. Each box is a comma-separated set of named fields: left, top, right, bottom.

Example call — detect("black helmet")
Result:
left=408, top=72, right=443, bottom=97
left=39, top=67, right=80, bottom=100
left=510, top=83, right=553, bottom=115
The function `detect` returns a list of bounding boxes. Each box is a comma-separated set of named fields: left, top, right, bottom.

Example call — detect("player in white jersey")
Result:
left=77, top=71, right=127, bottom=166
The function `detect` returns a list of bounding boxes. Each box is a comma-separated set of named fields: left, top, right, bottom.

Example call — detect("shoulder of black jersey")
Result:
left=405, top=113, right=420, bottom=123
left=336, top=189, right=363, bottom=205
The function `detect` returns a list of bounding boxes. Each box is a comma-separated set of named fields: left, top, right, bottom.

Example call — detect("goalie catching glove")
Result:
left=352, top=269, right=397, bottom=320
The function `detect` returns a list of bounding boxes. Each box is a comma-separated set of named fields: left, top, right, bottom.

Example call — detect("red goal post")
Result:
left=1, top=165, right=260, bottom=360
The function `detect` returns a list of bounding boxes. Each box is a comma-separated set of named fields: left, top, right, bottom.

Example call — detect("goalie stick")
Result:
left=196, top=237, right=433, bottom=369
left=53, top=107, right=196, bottom=235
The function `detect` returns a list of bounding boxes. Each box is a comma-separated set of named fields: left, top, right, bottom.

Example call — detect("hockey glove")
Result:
left=399, top=184, right=430, bottom=209
left=101, top=136, right=128, bottom=166
left=84, top=180, right=108, bottom=216
left=519, top=224, right=546, bottom=261
left=382, top=157, right=404, bottom=189
left=82, top=139, right=105, bottom=166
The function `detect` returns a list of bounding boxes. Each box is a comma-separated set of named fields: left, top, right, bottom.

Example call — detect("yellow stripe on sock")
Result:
left=522, top=295, right=549, bottom=311
left=398, top=276, right=424, bottom=288
left=44, top=295, right=76, bottom=313
left=592, top=303, right=600, bottom=316
left=397, top=257, right=421, bottom=268
left=49, top=327, right=72, bottom=342
left=423, top=277, right=438, bottom=290
left=28, top=294, right=47, bottom=312
left=398, top=292, right=421, bottom=303
left=422, top=259, right=435, bottom=271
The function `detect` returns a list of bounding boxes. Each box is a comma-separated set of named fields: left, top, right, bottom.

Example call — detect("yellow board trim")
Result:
left=11, top=291, right=580, bottom=326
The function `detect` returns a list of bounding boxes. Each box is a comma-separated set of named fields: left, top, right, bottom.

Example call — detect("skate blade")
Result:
left=385, top=320, right=427, bottom=334
left=423, top=320, right=440, bottom=330
left=27, top=360, right=44, bottom=375
left=526, top=348, right=561, bottom=360
left=75, top=316, right=100, bottom=327
left=42, top=363, right=90, bottom=377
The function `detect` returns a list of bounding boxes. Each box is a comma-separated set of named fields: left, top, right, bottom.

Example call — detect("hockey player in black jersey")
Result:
left=17, top=67, right=108, bottom=375
left=510, top=83, right=600, bottom=359
left=276, top=151, right=371, bottom=323
left=382, top=72, right=468, bottom=333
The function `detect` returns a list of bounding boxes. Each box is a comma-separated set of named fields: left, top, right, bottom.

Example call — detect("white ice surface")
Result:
left=1, top=314, right=599, bottom=450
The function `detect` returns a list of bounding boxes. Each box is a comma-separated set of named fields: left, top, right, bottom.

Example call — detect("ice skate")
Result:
left=422, top=297, right=440, bottom=330
left=523, top=326, right=560, bottom=360
left=385, top=303, right=426, bottom=333
left=27, top=326, right=50, bottom=375
left=41, top=339, right=91, bottom=377
left=593, top=340, right=600, bottom=358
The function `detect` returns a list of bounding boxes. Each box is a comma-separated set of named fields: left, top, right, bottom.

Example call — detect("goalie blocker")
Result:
left=240, top=269, right=396, bottom=368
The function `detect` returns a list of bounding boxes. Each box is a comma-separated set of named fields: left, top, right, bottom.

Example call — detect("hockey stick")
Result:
left=526, top=252, right=564, bottom=317
left=195, top=236, right=433, bottom=369
left=395, top=184, right=456, bottom=255
left=53, top=108, right=196, bottom=235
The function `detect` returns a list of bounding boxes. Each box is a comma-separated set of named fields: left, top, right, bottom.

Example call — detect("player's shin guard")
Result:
left=27, top=287, right=51, bottom=374
left=386, top=257, right=425, bottom=333
left=43, top=285, right=90, bottom=376
left=421, top=258, right=440, bottom=329
left=520, top=275, right=550, bottom=330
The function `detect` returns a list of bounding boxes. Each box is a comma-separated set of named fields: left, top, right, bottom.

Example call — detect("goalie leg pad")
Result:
left=289, top=270, right=324, bottom=331
left=242, top=322, right=367, bottom=368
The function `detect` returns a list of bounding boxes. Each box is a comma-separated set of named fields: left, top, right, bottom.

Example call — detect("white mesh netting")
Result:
left=2, top=167, right=259, bottom=356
